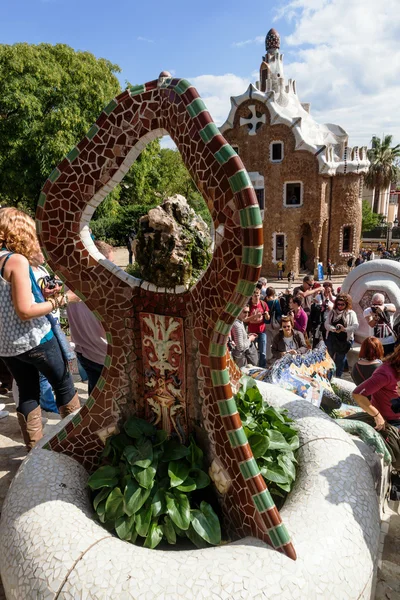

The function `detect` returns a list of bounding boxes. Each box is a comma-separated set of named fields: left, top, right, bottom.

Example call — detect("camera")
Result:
left=335, top=324, right=341, bottom=331
left=371, top=306, right=379, bottom=314
left=39, top=275, right=63, bottom=291
left=391, top=397, right=400, bottom=414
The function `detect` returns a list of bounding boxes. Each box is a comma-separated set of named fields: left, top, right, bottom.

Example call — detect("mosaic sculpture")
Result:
left=36, top=73, right=295, bottom=559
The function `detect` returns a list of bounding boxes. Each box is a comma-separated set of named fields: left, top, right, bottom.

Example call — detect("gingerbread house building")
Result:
left=220, top=28, right=369, bottom=276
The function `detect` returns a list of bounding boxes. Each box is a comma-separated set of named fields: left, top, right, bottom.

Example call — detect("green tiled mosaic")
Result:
left=104, top=354, right=112, bottom=367
left=130, top=84, right=145, bottom=96
left=71, top=413, right=82, bottom=427
left=217, top=397, right=238, bottom=417
left=239, top=205, right=263, bottom=228
left=74, top=289, right=87, bottom=302
left=85, top=396, right=95, bottom=409
left=105, top=332, right=113, bottom=344
left=211, top=369, right=230, bottom=387
left=199, top=123, right=219, bottom=144
left=66, top=147, right=80, bottom=162
left=239, top=457, right=259, bottom=480
left=57, top=429, right=68, bottom=442
left=236, top=279, right=257, bottom=296
left=209, top=342, right=227, bottom=357
left=187, top=98, right=207, bottom=118
left=242, top=246, right=263, bottom=267
left=96, top=376, right=106, bottom=391
left=48, top=168, right=61, bottom=183
left=227, top=427, right=248, bottom=448
left=87, top=124, right=99, bottom=140
left=215, top=320, right=232, bottom=336
left=104, top=99, right=117, bottom=115
left=224, top=301, right=243, bottom=318
left=92, top=310, right=104, bottom=322
left=269, top=524, right=291, bottom=548
left=174, top=79, right=191, bottom=95
left=228, top=170, right=252, bottom=194
left=37, top=192, right=46, bottom=208
left=215, top=144, right=238, bottom=165
left=252, top=489, right=275, bottom=512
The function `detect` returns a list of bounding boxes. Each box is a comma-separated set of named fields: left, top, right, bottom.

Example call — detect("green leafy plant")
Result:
left=87, top=418, right=221, bottom=549
left=235, top=376, right=299, bottom=498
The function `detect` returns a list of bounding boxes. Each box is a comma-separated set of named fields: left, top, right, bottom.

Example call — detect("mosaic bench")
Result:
left=0, top=383, right=381, bottom=599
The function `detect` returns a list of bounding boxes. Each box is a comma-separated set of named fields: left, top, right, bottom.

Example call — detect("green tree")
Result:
left=118, top=139, right=161, bottom=207
left=156, top=148, right=210, bottom=224
left=365, top=135, right=400, bottom=213
left=361, top=199, right=382, bottom=233
left=0, top=43, right=121, bottom=209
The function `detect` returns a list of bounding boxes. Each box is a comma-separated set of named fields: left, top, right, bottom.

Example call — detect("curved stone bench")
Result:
left=0, top=383, right=380, bottom=599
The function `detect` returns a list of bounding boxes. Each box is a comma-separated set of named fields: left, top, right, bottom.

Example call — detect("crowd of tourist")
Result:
left=0, top=204, right=400, bottom=455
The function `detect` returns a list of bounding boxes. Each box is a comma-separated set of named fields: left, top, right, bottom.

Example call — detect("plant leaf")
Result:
left=188, top=436, right=203, bottom=468
left=168, top=460, right=190, bottom=487
left=104, top=487, right=124, bottom=522
left=239, top=375, right=258, bottom=394
left=247, top=432, right=269, bottom=459
left=165, top=491, right=190, bottom=530
left=87, top=465, right=119, bottom=490
left=267, top=430, right=292, bottom=451
left=135, top=504, right=152, bottom=537
left=260, top=464, right=291, bottom=485
left=115, top=515, right=136, bottom=541
left=154, top=430, right=168, bottom=446
left=190, top=468, right=210, bottom=490
left=151, top=488, right=167, bottom=517
left=93, top=487, right=111, bottom=511
left=134, top=464, right=157, bottom=489
left=177, top=477, right=196, bottom=492
left=190, top=502, right=221, bottom=545
left=96, top=499, right=107, bottom=523
left=162, top=438, right=190, bottom=462
left=124, top=439, right=153, bottom=468
left=186, top=523, right=209, bottom=549
left=144, top=521, right=163, bottom=549
left=163, top=516, right=176, bottom=544
left=124, top=417, right=156, bottom=439
left=124, top=478, right=151, bottom=516
left=277, top=453, right=296, bottom=481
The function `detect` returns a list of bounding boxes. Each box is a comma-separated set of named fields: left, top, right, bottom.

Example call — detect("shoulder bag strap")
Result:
left=0, top=252, right=13, bottom=279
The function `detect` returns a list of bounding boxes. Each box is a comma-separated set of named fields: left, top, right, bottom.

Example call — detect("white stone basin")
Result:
left=0, top=383, right=381, bottom=599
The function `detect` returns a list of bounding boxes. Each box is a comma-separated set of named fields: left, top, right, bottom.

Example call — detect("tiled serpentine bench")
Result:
left=0, top=382, right=381, bottom=599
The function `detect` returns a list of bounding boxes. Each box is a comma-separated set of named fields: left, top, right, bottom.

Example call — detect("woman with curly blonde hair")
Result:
left=0, top=207, right=80, bottom=450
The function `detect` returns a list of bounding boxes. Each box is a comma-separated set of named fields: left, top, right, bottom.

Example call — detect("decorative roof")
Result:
left=265, top=28, right=280, bottom=51
left=220, top=29, right=369, bottom=177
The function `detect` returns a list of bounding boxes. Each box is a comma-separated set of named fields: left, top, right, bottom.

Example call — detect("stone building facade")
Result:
left=220, top=28, right=369, bottom=276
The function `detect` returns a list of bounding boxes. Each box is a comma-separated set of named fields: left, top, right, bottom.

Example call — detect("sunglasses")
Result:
left=336, top=302, right=346, bottom=306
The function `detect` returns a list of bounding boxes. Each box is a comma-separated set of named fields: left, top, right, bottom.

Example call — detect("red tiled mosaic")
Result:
left=37, top=74, right=295, bottom=559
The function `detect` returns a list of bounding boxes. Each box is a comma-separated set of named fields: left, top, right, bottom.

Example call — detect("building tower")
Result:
left=220, top=28, right=369, bottom=276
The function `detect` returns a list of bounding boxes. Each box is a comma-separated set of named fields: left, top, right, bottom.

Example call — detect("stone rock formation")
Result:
left=134, top=194, right=212, bottom=288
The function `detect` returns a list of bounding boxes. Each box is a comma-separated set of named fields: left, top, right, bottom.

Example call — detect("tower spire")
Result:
left=259, top=27, right=284, bottom=92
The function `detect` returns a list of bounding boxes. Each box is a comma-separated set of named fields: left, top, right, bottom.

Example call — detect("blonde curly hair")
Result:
left=0, top=208, right=40, bottom=262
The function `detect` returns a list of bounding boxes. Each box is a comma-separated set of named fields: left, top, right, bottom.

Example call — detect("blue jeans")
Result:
left=77, top=353, right=103, bottom=396
left=3, top=336, right=75, bottom=418
left=257, top=332, right=267, bottom=368
left=39, top=374, right=58, bottom=413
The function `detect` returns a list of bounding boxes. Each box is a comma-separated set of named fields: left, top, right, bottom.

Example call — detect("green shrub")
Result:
left=88, top=418, right=221, bottom=549
left=235, top=376, right=299, bottom=498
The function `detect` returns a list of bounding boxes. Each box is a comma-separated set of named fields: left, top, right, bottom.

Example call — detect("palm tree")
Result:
left=365, top=135, right=400, bottom=213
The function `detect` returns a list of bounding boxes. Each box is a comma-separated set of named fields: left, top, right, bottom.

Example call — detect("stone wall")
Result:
left=329, top=174, right=362, bottom=274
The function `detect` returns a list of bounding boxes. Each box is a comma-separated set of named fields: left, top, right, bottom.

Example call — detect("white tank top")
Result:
left=0, top=251, right=51, bottom=356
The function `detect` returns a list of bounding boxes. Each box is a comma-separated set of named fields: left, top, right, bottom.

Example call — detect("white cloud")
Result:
left=232, top=36, right=264, bottom=48
left=137, top=36, right=154, bottom=44
left=188, top=74, right=251, bottom=125
left=277, top=0, right=400, bottom=146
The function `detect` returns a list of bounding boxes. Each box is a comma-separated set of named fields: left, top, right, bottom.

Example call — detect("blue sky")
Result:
left=2, top=0, right=400, bottom=147
left=1, top=0, right=288, bottom=83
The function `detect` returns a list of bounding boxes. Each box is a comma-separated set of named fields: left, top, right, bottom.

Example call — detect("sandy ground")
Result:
left=0, top=261, right=398, bottom=599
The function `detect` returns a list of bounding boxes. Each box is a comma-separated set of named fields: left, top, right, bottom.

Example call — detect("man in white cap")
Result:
left=364, top=293, right=397, bottom=355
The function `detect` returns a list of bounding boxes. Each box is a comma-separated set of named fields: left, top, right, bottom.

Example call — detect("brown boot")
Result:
left=17, top=406, right=43, bottom=451
left=59, top=393, right=80, bottom=419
